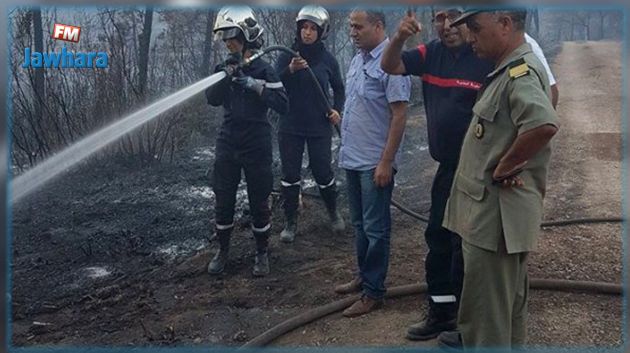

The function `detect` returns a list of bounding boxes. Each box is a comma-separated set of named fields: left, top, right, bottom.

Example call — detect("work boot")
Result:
left=334, top=277, right=363, bottom=294
left=342, top=295, right=383, bottom=317
left=252, top=252, right=269, bottom=277
left=207, top=228, right=232, bottom=275
left=406, top=306, right=457, bottom=341
left=320, top=182, right=345, bottom=233
left=437, top=331, right=463, bottom=350
left=252, top=227, right=270, bottom=277
left=280, top=214, right=297, bottom=243
left=281, top=182, right=300, bottom=242
left=328, top=209, right=345, bottom=233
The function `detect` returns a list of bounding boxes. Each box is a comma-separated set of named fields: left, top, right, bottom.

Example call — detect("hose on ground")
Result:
left=540, top=217, right=624, bottom=227
left=241, top=279, right=622, bottom=348
left=395, top=196, right=624, bottom=227
left=390, top=197, right=429, bottom=222
left=294, top=190, right=624, bottom=228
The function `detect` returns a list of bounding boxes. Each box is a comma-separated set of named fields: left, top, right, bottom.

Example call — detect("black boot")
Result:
left=437, top=331, right=463, bottom=350
left=320, top=183, right=345, bottom=233
left=280, top=213, right=298, bottom=243
left=252, top=228, right=270, bottom=277
left=281, top=183, right=300, bottom=242
left=208, top=228, right=231, bottom=275
left=406, top=303, right=457, bottom=341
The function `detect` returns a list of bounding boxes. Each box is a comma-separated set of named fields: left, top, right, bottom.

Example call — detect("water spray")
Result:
left=11, top=72, right=227, bottom=204
left=11, top=46, right=336, bottom=204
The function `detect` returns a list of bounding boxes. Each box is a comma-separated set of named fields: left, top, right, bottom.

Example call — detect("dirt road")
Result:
left=545, top=40, right=623, bottom=221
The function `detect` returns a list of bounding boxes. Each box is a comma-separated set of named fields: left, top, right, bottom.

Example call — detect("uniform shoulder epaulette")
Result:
left=507, top=58, right=530, bottom=79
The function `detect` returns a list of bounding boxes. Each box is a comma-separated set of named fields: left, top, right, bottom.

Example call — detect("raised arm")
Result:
left=381, top=9, right=421, bottom=75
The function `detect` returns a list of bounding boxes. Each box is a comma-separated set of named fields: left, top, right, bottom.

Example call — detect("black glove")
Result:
left=233, top=75, right=264, bottom=95
left=218, top=52, right=242, bottom=76
left=224, top=52, right=241, bottom=66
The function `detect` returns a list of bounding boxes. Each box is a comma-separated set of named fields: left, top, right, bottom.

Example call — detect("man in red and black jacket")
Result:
left=381, top=7, right=494, bottom=340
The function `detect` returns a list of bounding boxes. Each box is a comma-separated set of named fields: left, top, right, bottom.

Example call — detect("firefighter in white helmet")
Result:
left=206, top=6, right=288, bottom=277
left=275, top=5, right=346, bottom=243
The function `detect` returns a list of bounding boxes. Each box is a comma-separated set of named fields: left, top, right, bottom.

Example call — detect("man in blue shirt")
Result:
left=334, top=9, right=411, bottom=318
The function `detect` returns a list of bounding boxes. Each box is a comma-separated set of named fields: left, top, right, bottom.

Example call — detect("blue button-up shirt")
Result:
left=339, top=38, right=411, bottom=171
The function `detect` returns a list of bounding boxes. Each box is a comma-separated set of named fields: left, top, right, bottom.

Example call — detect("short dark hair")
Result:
left=351, top=8, right=386, bottom=28
left=366, top=11, right=386, bottom=27
left=495, top=9, right=527, bottom=31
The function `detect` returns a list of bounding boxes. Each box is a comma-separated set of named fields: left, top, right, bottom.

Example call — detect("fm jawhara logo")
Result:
left=22, top=22, right=108, bottom=68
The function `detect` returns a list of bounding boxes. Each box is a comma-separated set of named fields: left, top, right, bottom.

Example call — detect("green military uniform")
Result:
left=443, top=41, right=558, bottom=347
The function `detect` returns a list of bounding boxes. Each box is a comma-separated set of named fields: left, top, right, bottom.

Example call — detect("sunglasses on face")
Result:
left=432, top=11, right=461, bottom=25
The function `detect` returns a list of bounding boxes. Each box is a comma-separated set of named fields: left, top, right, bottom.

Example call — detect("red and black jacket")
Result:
left=401, top=40, right=494, bottom=165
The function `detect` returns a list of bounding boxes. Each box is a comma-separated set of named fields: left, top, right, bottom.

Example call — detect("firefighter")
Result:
left=275, top=5, right=346, bottom=243
left=206, top=6, right=289, bottom=276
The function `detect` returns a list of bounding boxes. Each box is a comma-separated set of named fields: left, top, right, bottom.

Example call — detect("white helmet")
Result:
left=296, top=5, right=330, bottom=40
left=213, top=6, right=264, bottom=42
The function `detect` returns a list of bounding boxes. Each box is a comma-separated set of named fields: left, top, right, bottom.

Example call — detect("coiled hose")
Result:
left=242, top=279, right=622, bottom=347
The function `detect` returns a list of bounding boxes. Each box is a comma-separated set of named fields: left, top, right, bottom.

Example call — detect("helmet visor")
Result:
left=214, top=27, right=241, bottom=41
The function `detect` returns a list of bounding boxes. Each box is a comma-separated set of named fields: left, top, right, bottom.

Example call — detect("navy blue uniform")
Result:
left=275, top=41, right=345, bottom=220
left=276, top=41, right=345, bottom=137
left=206, top=57, right=288, bottom=232
left=401, top=40, right=494, bottom=316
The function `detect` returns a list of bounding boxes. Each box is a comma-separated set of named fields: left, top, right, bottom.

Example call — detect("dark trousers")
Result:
left=213, top=156, right=272, bottom=231
left=424, top=162, right=464, bottom=314
left=278, top=132, right=335, bottom=217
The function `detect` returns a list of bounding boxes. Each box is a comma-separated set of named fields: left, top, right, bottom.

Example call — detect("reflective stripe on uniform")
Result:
left=216, top=223, right=235, bottom=230
left=252, top=223, right=271, bottom=233
left=318, top=178, right=335, bottom=189
left=265, top=81, right=284, bottom=89
left=431, top=295, right=456, bottom=303
left=281, top=180, right=301, bottom=187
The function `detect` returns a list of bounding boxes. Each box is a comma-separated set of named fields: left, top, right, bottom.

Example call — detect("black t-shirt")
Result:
left=401, top=40, right=494, bottom=165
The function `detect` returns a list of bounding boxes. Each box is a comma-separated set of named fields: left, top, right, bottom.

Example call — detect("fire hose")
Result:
left=243, top=45, right=341, bottom=135
left=298, top=189, right=624, bottom=228
left=241, top=279, right=622, bottom=347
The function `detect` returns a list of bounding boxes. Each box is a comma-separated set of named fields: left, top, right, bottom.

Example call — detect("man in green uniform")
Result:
left=438, top=9, right=559, bottom=349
